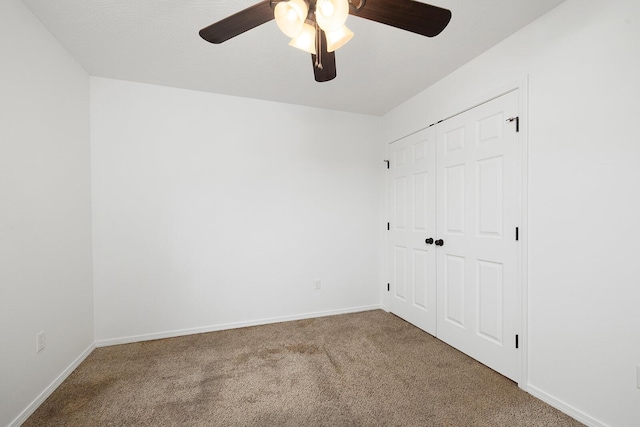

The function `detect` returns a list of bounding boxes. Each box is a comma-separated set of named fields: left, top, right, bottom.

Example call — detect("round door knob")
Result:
left=425, top=238, right=434, bottom=245
left=435, top=239, right=444, bottom=246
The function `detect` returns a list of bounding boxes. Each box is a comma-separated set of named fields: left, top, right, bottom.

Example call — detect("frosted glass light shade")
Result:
left=274, top=0, right=309, bottom=38
left=325, top=25, right=354, bottom=52
left=289, top=23, right=317, bottom=54
left=315, top=0, right=349, bottom=32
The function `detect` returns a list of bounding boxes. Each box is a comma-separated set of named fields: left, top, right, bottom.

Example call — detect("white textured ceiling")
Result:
left=21, top=0, right=565, bottom=115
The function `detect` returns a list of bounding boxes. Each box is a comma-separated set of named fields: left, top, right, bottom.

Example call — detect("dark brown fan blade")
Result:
left=200, top=1, right=274, bottom=44
left=311, top=30, right=337, bottom=82
left=349, top=0, right=451, bottom=37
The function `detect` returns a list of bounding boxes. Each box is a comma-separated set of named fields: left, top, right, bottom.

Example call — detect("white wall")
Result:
left=91, top=77, right=383, bottom=344
left=383, top=0, right=640, bottom=426
left=5, top=0, right=638, bottom=425
left=0, top=0, right=93, bottom=426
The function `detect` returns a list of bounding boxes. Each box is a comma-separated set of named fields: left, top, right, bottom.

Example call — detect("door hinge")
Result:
left=387, top=283, right=390, bottom=292
left=384, top=160, right=390, bottom=169
left=387, top=222, right=390, bottom=231
left=515, top=334, right=519, bottom=349
left=507, top=116, right=520, bottom=132
left=516, top=227, right=519, bottom=241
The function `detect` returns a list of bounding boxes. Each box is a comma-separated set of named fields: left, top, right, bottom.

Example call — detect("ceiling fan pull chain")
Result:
left=315, top=21, right=323, bottom=70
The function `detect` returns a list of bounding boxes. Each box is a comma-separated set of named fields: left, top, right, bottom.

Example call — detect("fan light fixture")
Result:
left=315, top=0, right=349, bottom=32
left=274, top=0, right=308, bottom=38
left=276, top=0, right=353, bottom=53
left=325, top=25, right=353, bottom=52
left=289, top=22, right=317, bottom=54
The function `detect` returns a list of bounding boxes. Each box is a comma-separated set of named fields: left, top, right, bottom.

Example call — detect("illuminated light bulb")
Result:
left=325, top=25, right=354, bottom=52
left=315, top=0, right=349, bottom=32
left=289, top=23, right=317, bottom=54
left=274, top=0, right=309, bottom=39
left=320, top=2, right=334, bottom=16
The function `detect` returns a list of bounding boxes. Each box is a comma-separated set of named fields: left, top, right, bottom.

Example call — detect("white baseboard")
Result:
left=9, top=343, right=95, bottom=427
left=96, top=304, right=382, bottom=347
left=527, top=384, right=609, bottom=427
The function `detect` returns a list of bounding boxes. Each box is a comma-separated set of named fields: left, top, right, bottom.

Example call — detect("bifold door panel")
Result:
left=389, top=127, right=437, bottom=335
left=388, top=90, right=520, bottom=382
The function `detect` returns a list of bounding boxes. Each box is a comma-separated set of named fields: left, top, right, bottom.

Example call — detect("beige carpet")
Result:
left=25, top=310, right=582, bottom=426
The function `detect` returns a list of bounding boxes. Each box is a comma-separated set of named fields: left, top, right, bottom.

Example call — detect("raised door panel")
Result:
left=477, top=156, right=503, bottom=238
left=445, top=164, right=465, bottom=235
left=476, top=260, right=504, bottom=345
left=444, top=254, right=466, bottom=328
left=394, top=246, right=408, bottom=300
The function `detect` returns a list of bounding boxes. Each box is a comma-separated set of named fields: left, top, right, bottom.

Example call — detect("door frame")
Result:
left=382, top=77, right=530, bottom=390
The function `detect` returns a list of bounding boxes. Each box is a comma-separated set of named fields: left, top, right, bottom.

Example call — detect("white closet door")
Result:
left=436, top=90, right=520, bottom=381
left=388, top=127, right=437, bottom=335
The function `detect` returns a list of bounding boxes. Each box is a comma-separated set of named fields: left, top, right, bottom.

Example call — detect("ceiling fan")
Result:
left=199, top=0, right=452, bottom=82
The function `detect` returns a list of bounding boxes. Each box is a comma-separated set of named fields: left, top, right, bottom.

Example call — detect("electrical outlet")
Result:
left=315, top=279, right=321, bottom=291
left=36, top=331, right=45, bottom=353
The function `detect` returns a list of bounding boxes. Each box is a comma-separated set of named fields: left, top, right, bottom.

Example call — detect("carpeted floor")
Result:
left=24, top=310, right=583, bottom=426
